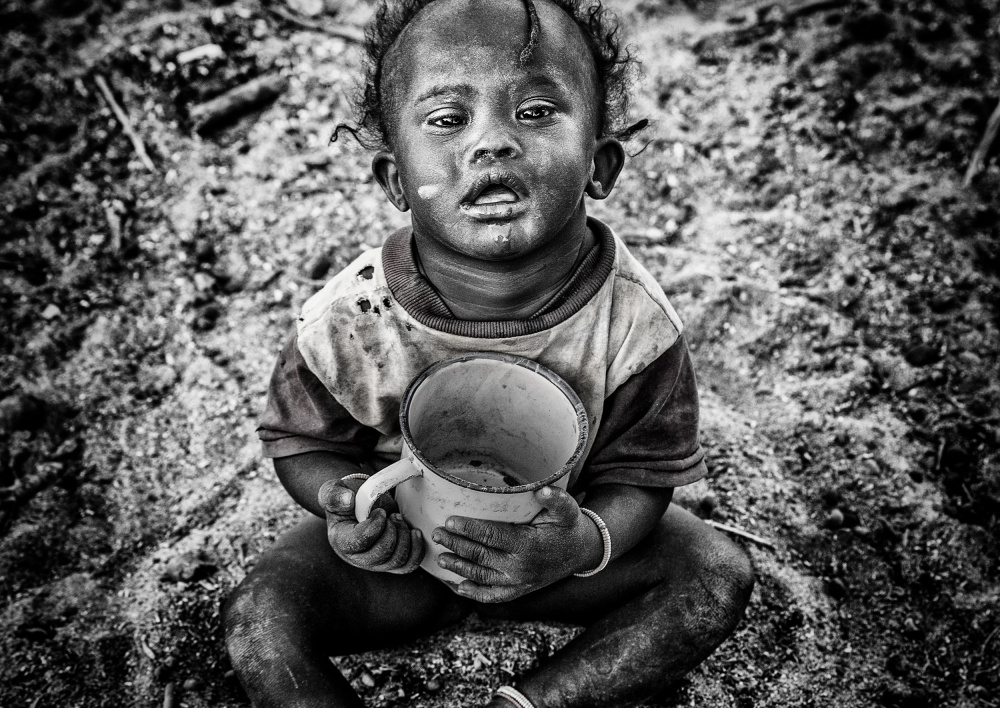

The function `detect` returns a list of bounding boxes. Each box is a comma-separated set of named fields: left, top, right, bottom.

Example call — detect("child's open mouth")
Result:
left=460, top=171, right=528, bottom=220
left=472, top=185, right=519, bottom=205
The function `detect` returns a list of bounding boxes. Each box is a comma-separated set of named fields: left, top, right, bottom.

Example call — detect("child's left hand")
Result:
left=431, top=486, right=598, bottom=603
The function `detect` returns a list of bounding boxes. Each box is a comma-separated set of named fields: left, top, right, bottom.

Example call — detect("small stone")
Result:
left=182, top=677, right=200, bottom=691
left=425, top=678, right=442, bottom=693
left=193, top=272, right=216, bottom=292
left=177, top=44, right=226, bottom=65
left=42, top=304, right=62, bottom=320
left=359, top=672, right=375, bottom=688
left=824, top=509, right=845, bottom=529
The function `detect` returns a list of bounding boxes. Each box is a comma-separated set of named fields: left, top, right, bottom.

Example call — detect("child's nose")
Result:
left=467, top=119, right=521, bottom=164
left=472, top=145, right=517, bottom=163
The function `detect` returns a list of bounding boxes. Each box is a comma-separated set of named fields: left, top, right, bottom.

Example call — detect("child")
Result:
left=224, top=0, right=755, bottom=705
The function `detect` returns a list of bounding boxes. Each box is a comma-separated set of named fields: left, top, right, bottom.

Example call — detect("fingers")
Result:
left=433, top=527, right=503, bottom=565
left=332, top=509, right=426, bottom=573
left=454, top=579, right=523, bottom=604
left=352, top=511, right=400, bottom=566
left=534, top=486, right=578, bottom=525
left=390, top=528, right=426, bottom=575
left=319, top=480, right=354, bottom=517
left=335, top=507, right=389, bottom=554
left=444, top=516, right=519, bottom=551
left=437, top=552, right=509, bottom=587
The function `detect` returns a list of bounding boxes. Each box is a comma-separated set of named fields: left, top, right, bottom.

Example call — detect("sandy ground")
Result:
left=1, top=0, right=998, bottom=706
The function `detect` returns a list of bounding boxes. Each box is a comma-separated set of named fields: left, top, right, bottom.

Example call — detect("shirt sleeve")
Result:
left=578, top=333, right=708, bottom=490
left=256, top=334, right=380, bottom=460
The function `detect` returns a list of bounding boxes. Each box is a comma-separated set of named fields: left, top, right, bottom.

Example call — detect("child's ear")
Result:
left=585, top=137, right=625, bottom=200
left=372, top=151, right=410, bottom=212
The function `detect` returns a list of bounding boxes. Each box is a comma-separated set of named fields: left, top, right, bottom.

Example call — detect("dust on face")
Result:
left=373, top=0, right=608, bottom=263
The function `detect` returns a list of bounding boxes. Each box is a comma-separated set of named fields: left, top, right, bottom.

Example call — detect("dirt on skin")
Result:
left=1, top=0, right=998, bottom=705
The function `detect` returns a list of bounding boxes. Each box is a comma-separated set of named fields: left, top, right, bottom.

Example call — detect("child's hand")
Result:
left=432, top=486, right=596, bottom=603
left=318, top=479, right=425, bottom=574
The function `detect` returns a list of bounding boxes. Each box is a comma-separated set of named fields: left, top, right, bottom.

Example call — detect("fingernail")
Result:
left=446, top=518, right=455, bottom=529
left=338, top=492, right=352, bottom=506
left=392, top=513, right=403, bottom=522
left=431, top=532, right=442, bottom=543
left=540, top=486, right=552, bottom=497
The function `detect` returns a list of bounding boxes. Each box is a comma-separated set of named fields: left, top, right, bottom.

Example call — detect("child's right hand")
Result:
left=318, top=479, right=425, bottom=574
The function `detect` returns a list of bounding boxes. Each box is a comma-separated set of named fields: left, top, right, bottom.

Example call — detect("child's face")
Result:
left=373, top=0, right=623, bottom=263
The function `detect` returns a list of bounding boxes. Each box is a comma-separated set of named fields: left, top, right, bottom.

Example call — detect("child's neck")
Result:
left=413, top=214, right=596, bottom=321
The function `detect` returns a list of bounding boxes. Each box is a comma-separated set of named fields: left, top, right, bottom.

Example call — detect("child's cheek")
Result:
left=417, top=184, right=443, bottom=200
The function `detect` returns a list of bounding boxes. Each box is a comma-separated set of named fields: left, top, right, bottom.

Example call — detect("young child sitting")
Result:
left=224, top=0, right=755, bottom=705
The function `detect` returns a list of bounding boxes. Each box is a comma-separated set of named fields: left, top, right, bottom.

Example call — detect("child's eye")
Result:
left=517, top=104, right=556, bottom=121
left=426, top=111, right=466, bottom=129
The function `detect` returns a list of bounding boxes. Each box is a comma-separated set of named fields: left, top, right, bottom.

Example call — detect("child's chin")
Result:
left=458, top=222, right=525, bottom=260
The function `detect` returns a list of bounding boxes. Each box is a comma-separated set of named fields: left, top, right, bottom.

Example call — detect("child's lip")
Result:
left=461, top=170, right=528, bottom=206
left=460, top=200, right=528, bottom=220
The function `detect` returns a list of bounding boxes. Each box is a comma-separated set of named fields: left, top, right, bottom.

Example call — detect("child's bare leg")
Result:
left=481, top=504, right=755, bottom=708
left=223, top=516, right=468, bottom=708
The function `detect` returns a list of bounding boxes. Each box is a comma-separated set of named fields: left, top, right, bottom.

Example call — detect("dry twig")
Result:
left=705, top=519, right=776, bottom=549
left=267, top=5, right=365, bottom=43
left=94, top=74, right=156, bottom=172
left=963, top=97, right=1000, bottom=187
left=189, top=74, right=289, bottom=134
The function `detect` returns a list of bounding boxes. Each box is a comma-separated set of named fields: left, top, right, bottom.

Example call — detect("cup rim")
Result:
left=399, top=352, right=590, bottom=494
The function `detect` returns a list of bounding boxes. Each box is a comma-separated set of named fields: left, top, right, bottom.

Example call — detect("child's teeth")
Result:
left=474, top=186, right=517, bottom=205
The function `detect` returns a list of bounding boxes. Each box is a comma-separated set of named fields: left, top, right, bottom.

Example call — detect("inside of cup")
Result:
left=406, top=357, right=583, bottom=488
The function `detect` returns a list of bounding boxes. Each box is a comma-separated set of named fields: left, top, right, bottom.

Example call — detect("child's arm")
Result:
left=275, top=451, right=425, bottom=574
left=432, top=482, right=672, bottom=603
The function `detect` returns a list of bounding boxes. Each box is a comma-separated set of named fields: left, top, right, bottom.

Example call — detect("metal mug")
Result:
left=354, top=352, right=589, bottom=585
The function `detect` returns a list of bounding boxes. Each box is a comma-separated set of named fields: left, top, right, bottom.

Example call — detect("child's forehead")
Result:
left=387, top=0, right=596, bottom=96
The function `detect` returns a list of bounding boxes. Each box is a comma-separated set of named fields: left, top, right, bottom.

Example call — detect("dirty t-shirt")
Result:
left=258, top=219, right=707, bottom=493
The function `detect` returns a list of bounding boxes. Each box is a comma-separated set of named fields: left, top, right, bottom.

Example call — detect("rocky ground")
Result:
left=1, top=0, right=998, bottom=706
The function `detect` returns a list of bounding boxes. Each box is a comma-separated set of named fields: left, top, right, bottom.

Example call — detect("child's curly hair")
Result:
left=333, top=0, right=646, bottom=150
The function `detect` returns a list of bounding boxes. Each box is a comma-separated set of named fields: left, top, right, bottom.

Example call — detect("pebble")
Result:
left=41, top=304, right=62, bottom=320
left=359, top=671, right=375, bottom=688
left=177, top=44, right=225, bottom=65
left=824, top=509, right=844, bottom=530
left=193, top=272, right=216, bottom=292
left=425, top=678, right=442, bottom=693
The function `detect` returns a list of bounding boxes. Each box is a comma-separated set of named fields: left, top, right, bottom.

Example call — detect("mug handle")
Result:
left=354, top=459, right=424, bottom=522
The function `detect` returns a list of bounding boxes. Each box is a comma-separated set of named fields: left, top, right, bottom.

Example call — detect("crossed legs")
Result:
left=224, top=504, right=754, bottom=708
